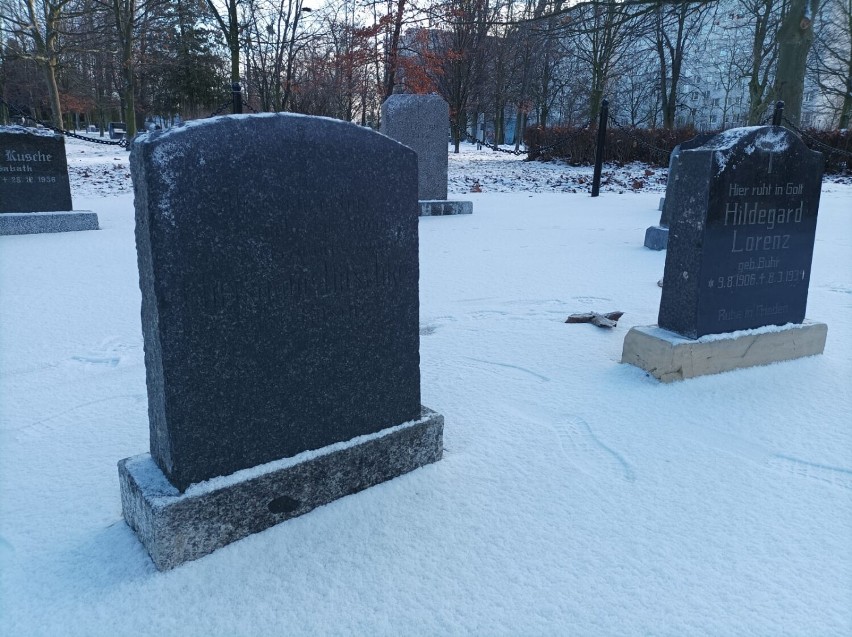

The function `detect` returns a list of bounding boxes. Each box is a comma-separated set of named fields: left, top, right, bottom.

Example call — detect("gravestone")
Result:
left=380, top=94, right=472, bottom=216
left=118, top=114, right=444, bottom=569
left=644, top=133, right=715, bottom=250
left=108, top=122, right=126, bottom=140
left=0, top=126, right=98, bottom=235
left=623, top=126, right=827, bottom=381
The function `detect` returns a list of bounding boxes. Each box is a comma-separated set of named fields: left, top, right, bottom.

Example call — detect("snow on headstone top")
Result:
left=0, top=124, right=60, bottom=137
left=130, top=113, right=422, bottom=491
left=658, top=125, right=824, bottom=339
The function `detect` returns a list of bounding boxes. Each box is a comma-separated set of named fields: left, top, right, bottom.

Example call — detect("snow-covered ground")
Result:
left=1, top=136, right=851, bottom=636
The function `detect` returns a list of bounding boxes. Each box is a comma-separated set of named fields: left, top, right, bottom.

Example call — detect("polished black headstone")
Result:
left=131, top=114, right=421, bottom=491
left=0, top=127, right=73, bottom=213
left=659, top=126, right=823, bottom=339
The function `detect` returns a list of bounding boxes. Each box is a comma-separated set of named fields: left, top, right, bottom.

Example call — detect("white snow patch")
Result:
left=1, top=129, right=850, bottom=637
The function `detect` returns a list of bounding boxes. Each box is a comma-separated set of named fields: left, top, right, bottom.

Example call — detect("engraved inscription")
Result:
left=0, top=132, right=72, bottom=213
left=195, top=255, right=405, bottom=318
left=711, top=181, right=807, bottom=291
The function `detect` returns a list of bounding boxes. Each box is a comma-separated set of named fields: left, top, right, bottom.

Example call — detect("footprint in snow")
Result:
left=70, top=336, right=138, bottom=367
left=550, top=415, right=636, bottom=483
left=767, top=455, right=852, bottom=490
left=463, top=357, right=550, bottom=382
left=689, top=425, right=852, bottom=491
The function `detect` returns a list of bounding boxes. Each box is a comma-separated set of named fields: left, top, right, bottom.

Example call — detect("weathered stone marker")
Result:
left=624, top=126, right=827, bottom=381
left=644, top=133, right=715, bottom=250
left=119, top=114, right=444, bottom=569
left=0, top=126, right=98, bottom=235
left=380, top=94, right=472, bottom=216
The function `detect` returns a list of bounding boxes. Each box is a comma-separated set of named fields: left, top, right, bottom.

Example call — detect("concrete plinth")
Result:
left=621, top=322, right=827, bottom=382
left=0, top=211, right=98, bottom=236
left=419, top=200, right=473, bottom=216
left=119, top=407, right=444, bottom=570
left=643, top=225, right=668, bottom=250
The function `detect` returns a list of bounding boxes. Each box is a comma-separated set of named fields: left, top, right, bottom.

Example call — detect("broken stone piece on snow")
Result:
left=565, top=311, right=624, bottom=328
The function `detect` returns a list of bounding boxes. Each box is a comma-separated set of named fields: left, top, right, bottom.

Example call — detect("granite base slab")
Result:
left=419, top=200, right=473, bottom=216
left=119, top=407, right=444, bottom=570
left=0, top=211, right=99, bottom=235
left=643, top=225, right=668, bottom=250
left=621, top=322, right=827, bottom=382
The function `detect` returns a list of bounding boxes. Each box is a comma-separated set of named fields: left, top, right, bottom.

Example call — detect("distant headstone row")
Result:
left=0, top=126, right=98, bottom=235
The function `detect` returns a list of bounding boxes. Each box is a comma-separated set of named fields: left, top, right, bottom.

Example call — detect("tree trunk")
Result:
left=43, top=61, right=63, bottom=129
left=383, top=0, right=406, bottom=99
left=841, top=69, right=852, bottom=128
left=774, top=0, right=819, bottom=127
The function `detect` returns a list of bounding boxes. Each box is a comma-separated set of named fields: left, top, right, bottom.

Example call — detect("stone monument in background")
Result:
left=0, top=126, right=98, bottom=235
left=623, top=126, right=827, bottom=381
left=381, top=94, right=472, bottom=216
left=644, top=133, right=715, bottom=250
left=119, top=114, right=444, bottom=570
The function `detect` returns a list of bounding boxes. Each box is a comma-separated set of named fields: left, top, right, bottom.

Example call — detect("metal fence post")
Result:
left=591, top=99, right=609, bottom=197
left=772, top=101, right=784, bottom=126
left=232, top=83, right=243, bottom=115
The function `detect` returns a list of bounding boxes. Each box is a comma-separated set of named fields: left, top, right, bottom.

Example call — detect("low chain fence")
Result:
left=1, top=98, right=127, bottom=148
left=782, top=118, right=851, bottom=173
left=462, top=131, right=527, bottom=155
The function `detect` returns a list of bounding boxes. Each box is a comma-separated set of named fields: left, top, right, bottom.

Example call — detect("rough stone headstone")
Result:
left=644, top=133, right=716, bottom=250
left=381, top=94, right=448, bottom=200
left=0, top=126, right=98, bottom=235
left=623, top=126, right=827, bottom=380
left=119, top=114, right=444, bottom=569
left=658, top=126, right=823, bottom=338
left=380, top=94, right=472, bottom=216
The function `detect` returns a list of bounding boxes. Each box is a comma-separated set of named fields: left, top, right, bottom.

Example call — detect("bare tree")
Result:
left=649, top=0, right=713, bottom=129
left=808, top=0, right=851, bottom=127
left=1, top=0, right=76, bottom=127
left=562, top=0, right=641, bottom=124
left=774, top=0, right=822, bottom=126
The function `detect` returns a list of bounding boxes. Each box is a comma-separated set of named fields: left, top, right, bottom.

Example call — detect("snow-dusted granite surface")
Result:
left=119, top=409, right=443, bottom=570
left=1, top=134, right=850, bottom=636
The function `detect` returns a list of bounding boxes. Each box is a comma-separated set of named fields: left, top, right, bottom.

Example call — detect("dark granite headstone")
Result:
left=0, top=126, right=73, bottom=213
left=659, top=126, right=823, bottom=338
left=659, top=133, right=716, bottom=227
left=645, top=133, right=716, bottom=250
left=131, top=114, right=423, bottom=491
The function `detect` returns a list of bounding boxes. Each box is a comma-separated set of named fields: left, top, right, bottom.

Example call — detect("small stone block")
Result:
left=0, top=211, right=99, bottom=235
left=419, top=200, right=473, bottom=216
left=658, top=197, right=665, bottom=211
left=119, top=407, right=444, bottom=570
left=621, top=322, right=827, bottom=382
left=643, top=225, right=669, bottom=250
